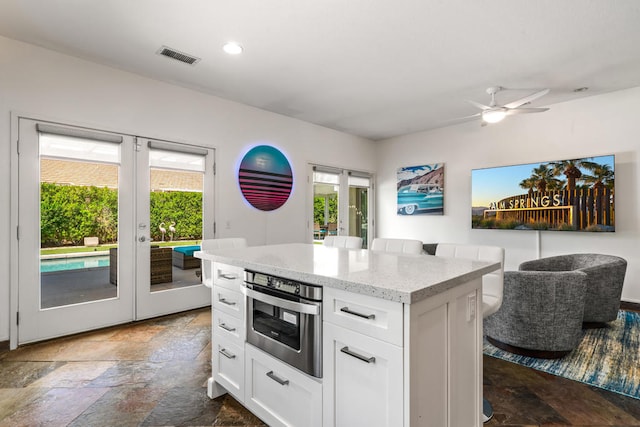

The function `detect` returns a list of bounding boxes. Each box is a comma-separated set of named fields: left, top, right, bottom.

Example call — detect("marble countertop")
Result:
left=195, top=243, right=499, bottom=304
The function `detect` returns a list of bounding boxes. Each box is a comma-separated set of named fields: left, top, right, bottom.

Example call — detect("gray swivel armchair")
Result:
left=484, top=269, right=588, bottom=358
left=518, top=254, right=627, bottom=325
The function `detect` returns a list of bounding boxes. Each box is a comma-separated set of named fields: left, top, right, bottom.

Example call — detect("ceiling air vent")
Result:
left=156, top=46, right=201, bottom=65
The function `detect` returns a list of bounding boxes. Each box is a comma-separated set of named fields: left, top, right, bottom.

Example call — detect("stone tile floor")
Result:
left=0, top=308, right=266, bottom=427
left=5, top=307, right=639, bottom=426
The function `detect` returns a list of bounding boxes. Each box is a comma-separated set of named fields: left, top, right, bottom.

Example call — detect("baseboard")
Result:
left=621, top=301, right=640, bottom=312
left=0, top=340, right=8, bottom=351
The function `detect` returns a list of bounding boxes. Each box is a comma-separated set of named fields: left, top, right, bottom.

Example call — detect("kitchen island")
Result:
left=196, top=243, right=500, bottom=427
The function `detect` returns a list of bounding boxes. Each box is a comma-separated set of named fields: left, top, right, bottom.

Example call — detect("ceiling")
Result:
left=1, top=1, right=639, bottom=140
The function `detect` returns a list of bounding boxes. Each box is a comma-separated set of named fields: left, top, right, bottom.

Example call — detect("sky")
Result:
left=471, top=155, right=614, bottom=207
left=397, top=163, right=442, bottom=181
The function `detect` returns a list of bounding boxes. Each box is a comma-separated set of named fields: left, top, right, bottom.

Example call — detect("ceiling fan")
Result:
left=466, top=86, right=550, bottom=125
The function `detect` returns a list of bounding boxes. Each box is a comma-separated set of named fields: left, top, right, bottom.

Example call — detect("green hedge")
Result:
left=314, top=195, right=338, bottom=225
left=40, top=183, right=202, bottom=247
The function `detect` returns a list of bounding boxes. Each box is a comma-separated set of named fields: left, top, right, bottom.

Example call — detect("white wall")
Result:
left=0, top=36, right=376, bottom=341
left=376, top=87, right=640, bottom=303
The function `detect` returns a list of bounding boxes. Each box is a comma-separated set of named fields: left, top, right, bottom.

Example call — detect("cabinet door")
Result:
left=245, top=344, right=322, bottom=427
left=323, top=322, right=403, bottom=427
left=212, top=334, right=245, bottom=401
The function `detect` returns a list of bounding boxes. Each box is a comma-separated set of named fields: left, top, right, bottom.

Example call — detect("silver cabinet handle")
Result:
left=219, top=348, right=236, bottom=359
left=219, top=323, right=236, bottom=332
left=220, top=273, right=238, bottom=280
left=341, top=346, right=376, bottom=363
left=218, top=297, right=236, bottom=306
left=340, top=306, right=376, bottom=320
left=266, top=370, right=289, bottom=386
left=243, top=287, right=320, bottom=315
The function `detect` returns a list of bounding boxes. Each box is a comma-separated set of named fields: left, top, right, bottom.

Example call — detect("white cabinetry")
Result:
left=324, top=281, right=483, bottom=427
left=323, top=287, right=404, bottom=427
left=245, top=344, right=322, bottom=427
left=210, top=262, right=245, bottom=401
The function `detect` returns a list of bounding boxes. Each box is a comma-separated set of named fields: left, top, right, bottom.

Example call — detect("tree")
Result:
left=528, top=164, right=562, bottom=193
left=582, top=163, right=614, bottom=190
left=549, top=158, right=598, bottom=191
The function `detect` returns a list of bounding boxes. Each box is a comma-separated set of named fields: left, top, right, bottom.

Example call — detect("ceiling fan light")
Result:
left=482, top=109, right=507, bottom=124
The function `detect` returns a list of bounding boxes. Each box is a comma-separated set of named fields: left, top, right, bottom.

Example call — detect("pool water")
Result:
left=41, top=255, right=110, bottom=273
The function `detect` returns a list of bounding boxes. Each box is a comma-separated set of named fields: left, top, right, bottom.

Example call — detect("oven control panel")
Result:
left=245, top=270, right=322, bottom=301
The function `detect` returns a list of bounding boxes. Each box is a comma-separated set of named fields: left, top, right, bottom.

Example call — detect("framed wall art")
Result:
left=397, top=163, right=444, bottom=215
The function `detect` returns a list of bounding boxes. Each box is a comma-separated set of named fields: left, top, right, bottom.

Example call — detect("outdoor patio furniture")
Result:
left=172, top=245, right=201, bottom=269
left=109, top=247, right=173, bottom=285
left=314, top=223, right=326, bottom=240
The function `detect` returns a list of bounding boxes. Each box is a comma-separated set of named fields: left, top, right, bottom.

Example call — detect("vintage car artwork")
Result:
left=397, top=183, right=443, bottom=215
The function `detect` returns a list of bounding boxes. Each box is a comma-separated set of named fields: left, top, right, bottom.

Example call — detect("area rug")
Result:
left=483, top=310, right=640, bottom=399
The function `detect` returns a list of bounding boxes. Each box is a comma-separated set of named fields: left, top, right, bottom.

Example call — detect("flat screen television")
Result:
left=471, top=154, right=615, bottom=232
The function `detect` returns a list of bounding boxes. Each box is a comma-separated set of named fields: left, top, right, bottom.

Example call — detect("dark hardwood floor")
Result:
left=1, top=307, right=639, bottom=426
left=484, top=355, right=640, bottom=426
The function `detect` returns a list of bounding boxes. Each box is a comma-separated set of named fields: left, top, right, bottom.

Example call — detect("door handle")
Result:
left=138, top=236, right=147, bottom=242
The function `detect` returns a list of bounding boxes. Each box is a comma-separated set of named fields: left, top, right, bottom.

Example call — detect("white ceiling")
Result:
left=1, top=1, right=639, bottom=140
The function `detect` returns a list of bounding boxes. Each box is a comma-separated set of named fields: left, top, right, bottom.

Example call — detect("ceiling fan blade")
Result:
left=442, top=112, right=482, bottom=125
left=454, top=112, right=482, bottom=121
left=468, top=100, right=491, bottom=110
left=506, top=107, right=550, bottom=115
left=503, top=88, right=550, bottom=109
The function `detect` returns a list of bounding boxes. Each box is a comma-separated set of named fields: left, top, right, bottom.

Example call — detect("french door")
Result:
left=135, top=138, right=213, bottom=319
left=310, top=165, right=372, bottom=248
left=15, top=118, right=213, bottom=345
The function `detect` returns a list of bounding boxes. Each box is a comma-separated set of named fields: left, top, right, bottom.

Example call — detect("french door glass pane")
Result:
left=40, top=141, right=120, bottom=309
left=148, top=165, right=204, bottom=293
left=349, top=186, right=369, bottom=248
left=313, top=171, right=339, bottom=241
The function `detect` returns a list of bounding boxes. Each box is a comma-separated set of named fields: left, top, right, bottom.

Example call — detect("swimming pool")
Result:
left=41, top=255, right=110, bottom=273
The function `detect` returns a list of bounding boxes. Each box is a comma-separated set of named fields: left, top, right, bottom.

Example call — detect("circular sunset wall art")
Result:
left=238, top=145, right=293, bottom=211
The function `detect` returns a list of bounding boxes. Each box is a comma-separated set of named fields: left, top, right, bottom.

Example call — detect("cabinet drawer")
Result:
left=213, top=334, right=244, bottom=402
left=213, top=262, right=244, bottom=291
left=213, top=286, right=245, bottom=318
left=245, top=344, right=322, bottom=427
left=213, top=310, right=245, bottom=344
left=323, top=287, right=404, bottom=346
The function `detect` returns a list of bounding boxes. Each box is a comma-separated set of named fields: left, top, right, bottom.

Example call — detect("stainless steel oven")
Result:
left=244, top=270, right=322, bottom=378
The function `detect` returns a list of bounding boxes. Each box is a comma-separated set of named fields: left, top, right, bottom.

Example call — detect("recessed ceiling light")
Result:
left=223, top=42, right=243, bottom=55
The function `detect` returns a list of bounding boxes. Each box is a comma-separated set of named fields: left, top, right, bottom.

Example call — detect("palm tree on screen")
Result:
left=582, top=163, right=614, bottom=190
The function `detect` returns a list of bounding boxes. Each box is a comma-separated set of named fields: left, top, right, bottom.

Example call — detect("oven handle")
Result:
left=243, top=287, right=320, bottom=315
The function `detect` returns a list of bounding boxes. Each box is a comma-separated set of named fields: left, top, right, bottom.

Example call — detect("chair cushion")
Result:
left=173, top=245, right=201, bottom=256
